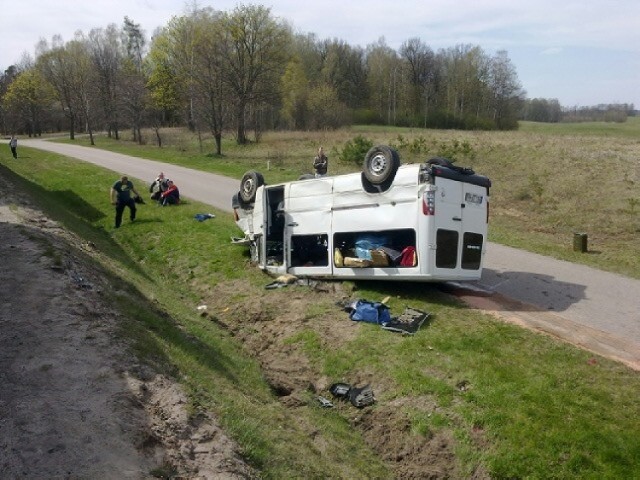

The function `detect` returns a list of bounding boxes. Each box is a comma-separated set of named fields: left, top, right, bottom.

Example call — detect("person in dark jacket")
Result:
left=110, top=175, right=140, bottom=228
left=160, top=180, right=180, bottom=206
left=313, top=146, right=328, bottom=177
left=9, top=135, right=17, bottom=159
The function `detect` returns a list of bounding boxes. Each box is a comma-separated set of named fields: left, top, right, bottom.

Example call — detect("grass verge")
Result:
left=2, top=143, right=639, bottom=478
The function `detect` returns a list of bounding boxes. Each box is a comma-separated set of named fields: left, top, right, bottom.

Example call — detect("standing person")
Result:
left=110, top=175, right=140, bottom=228
left=9, top=135, right=17, bottom=159
left=149, top=171, right=169, bottom=201
left=313, top=146, right=328, bottom=177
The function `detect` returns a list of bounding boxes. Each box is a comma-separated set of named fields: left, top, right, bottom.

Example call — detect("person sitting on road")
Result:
left=160, top=180, right=180, bottom=206
left=149, top=172, right=170, bottom=201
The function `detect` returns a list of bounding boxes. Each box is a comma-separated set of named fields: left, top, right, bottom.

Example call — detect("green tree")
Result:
left=280, top=56, right=309, bottom=129
left=320, top=39, right=367, bottom=110
left=365, top=38, right=400, bottom=125
left=3, top=69, right=55, bottom=136
left=146, top=30, right=183, bottom=147
left=0, top=65, right=20, bottom=134
left=307, top=84, right=349, bottom=129
left=218, top=4, right=290, bottom=144
left=190, top=8, right=230, bottom=154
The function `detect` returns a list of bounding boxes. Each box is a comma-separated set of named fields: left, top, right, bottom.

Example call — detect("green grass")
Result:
left=519, top=116, right=640, bottom=138
left=4, top=124, right=640, bottom=478
left=55, top=121, right=640, bottom=279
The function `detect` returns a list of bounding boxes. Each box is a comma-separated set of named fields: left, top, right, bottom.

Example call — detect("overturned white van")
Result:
left=231, top=145, right=491, bottom=282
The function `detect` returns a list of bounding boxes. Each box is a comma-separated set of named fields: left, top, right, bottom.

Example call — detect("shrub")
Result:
left=338, top=135, right=374, bottom=166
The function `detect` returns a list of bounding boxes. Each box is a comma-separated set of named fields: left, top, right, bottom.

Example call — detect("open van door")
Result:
left=285, top=179, right=333, bottom=277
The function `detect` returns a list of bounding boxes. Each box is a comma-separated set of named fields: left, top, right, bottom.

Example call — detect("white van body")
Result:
left=232, top=158, right=491, bottom=282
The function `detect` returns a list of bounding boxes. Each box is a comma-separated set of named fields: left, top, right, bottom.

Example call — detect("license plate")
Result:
left=465, top=192, right=484, bottom=205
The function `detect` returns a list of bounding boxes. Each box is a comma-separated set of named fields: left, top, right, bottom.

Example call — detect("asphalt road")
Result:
left=20, top=138, right=640, bottom=370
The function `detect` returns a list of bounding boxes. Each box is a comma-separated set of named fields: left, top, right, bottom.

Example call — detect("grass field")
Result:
left=2, top=120, right=640, bottom=478
left=58, top=118, right=640, bottom=279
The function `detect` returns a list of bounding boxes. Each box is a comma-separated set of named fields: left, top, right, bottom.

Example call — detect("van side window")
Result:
left=291, top=234, right=328, bottom=267
left=333, top=229, right=416, bottom=268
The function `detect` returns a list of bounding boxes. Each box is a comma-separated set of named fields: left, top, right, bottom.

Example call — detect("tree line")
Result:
left=520, top=98, right=635, bottom=123
left=1, top=4, right=530, bottom=153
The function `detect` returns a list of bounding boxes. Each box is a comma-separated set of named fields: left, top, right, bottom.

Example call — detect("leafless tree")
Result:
left=37, top=36, right=81, bottom=140
left=120, top=17, right=147, bottom=143
left=88, top=25, right=123, bottom=139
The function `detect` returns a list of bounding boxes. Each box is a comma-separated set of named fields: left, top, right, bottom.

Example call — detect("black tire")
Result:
left=239, top=170, right=264, bottom=203
left=362, top=145, right=400, bottom=187
left=426, top=156, right=454, bottom=168
left=361, top=172, right=394, bottom=194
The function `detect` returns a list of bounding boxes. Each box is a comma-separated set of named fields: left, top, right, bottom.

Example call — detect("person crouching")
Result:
left=149, top=171, right=169, bottom=201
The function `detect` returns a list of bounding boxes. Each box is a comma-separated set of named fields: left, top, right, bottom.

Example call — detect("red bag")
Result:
left=400, top=246, right=417, bottom=267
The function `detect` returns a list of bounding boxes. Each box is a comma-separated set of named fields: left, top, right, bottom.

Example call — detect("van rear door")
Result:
left=432, top=176, right=488, bottom=276
left=458, top=182, right=487, bottom=270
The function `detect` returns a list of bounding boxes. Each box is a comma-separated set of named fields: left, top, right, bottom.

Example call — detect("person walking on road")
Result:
left=110, top=175, right=140, bottom=228
left=9, top=135, right=18, bottom=159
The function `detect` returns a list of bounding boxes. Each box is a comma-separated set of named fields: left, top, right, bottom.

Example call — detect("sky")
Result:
left=1, top=0, right=638, bottom=108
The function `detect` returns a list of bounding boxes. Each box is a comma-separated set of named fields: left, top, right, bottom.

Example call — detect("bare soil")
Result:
left=207, top=283, right=479, bottom=479
left=0, top=174, right=256, bottom=479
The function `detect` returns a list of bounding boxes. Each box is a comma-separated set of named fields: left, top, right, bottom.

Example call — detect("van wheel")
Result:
left=362, top=145, right=400, bottom=189
left=239, top=170, right=264, bottom=203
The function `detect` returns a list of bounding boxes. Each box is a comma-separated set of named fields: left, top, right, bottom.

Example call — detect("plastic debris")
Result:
left=317, top=396, right=334, bottom=408
left=194, top=213, right=216, bottom=222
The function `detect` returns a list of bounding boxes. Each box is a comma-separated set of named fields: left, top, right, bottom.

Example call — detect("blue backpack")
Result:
left=349, top=300, right=391, bottom=325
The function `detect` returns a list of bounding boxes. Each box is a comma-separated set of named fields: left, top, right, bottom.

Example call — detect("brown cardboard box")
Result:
left=344, top=257, right=372, bottom=268
left=370, top=249, right=390, bottom=267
